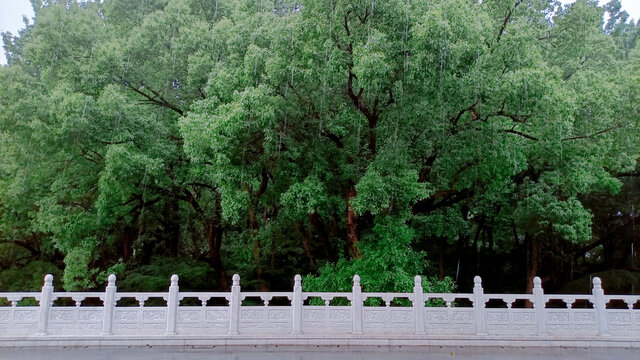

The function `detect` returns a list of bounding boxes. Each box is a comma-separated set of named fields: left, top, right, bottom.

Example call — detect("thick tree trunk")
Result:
left=345, top=188, right=360, bottom=259
left=121, top=226, right=135, bottom=262
left=164, top=199, right=180, bottom=257
left=308, top=211, right=331, bottom=260
left=249, top=207, right=268, bottom=291
left=206, top=219, right=228, bottom=290
left=368, top=121, right=377, bottom=155
left=438, top=237, right=445, bottom=281
left=525, top=234, right=540, bottom=294
left=472, top=221, right=483, bottom=274
left=295, top=222, right=316, bottom=267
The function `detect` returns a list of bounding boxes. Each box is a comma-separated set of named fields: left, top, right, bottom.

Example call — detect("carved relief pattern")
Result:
left=512, top=311, right=535, bottom=322
left=303, top=309, right=325, bottom=321
left=390, top=310, right=412, bottom=321
left=573, top=311, right=595, bottom=322
left=267, top=309, right=290, bottom=320
left=327, top=321, right=351, bottom=329
left=48, top=323, right=102, bottom=332
left=608, top=312, right=631, bottom=323
left=302, top=321, right=323, bottom=329
left=485, top=310, right=536, bottom=332
left=486, top=311, right=509, bottom=323
left=547, top=324, right=597, bottom=331
left=13, top=310, right=37, bottom=322
left=114, top=323, right=164, bottom=330
left=547, top=310, right=597, bottom=333
left=425, top=310, right=448, bottom=323
left=0, top=311, right=10, bottom=322
left=142, top=310, right=166, bottom=322
left=487, top=324, right=536, bottom=332
left=301, top=306, right=350, bottom=332
left=77, top=310, right=102, bottom=322
left=363, top=310, right=385, bottom=321
left=329, top=309, right=350, bottom=320
left=547, top=311, right=570, bottom=322
left=1, top=322, right=37, bottom=330
left=451, top=310, right=473, bottom=323
left=205, top=310, right=228, bottom=322
left=50, top=310, right=75, bottom=321
left=240, top=309, right=264, bottom=320
left=114, top=310, right=138, bottom=322
left=240, top=321, right=290, bottom=329
left=424, top=308, right=474, bottom=334
left=176, top=323, right=228, bottom=333
left=178, top=310, right=202, bottom=322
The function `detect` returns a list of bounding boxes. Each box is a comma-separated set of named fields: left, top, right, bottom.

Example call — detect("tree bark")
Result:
left=121, top=226, right=135, bottom=262
left=295, top=222, right=316, bottom=267
left=345, top=188, right=360, bottom=259
left=525, top=234, right=540, bottom=294
left=308, top=211, right=332, bottom=260
left=206, top=219, right=228, bottom=290
left=249, top=207, right=268, bottom=291
left=164, top=198, right=180, bottom=257
left=438, top=237, right=445, bottom=281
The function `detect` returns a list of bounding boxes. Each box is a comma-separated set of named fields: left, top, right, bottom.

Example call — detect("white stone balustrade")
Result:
left=0, top=274, right=639, bottom=340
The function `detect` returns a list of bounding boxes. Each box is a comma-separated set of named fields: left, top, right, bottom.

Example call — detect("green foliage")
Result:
left=0, top=0, right=638, bottom=293
left=0, top=261, right=62, bottom=291
left=117, top=257, right=217, bottom=292
left=304, top=217, right=454, bottom=294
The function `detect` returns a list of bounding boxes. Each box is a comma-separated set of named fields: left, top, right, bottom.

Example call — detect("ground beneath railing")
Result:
left=0, top=346, right=638, bottom=360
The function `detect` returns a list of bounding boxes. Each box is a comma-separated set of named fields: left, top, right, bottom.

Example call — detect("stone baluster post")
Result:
left=102, top=274, right=117, bottom=335
left=532, top=276, right=547, bottom=336
left=473, top=276, right=487, bottom=335
left=592, top=277, right=609, bottom=336
left=36, top=274, right=54, bottom=335
left=292, top=274, right=303, bottom=334
left=228, top=274, right=241, bottom=335
left=413, top=275, right=425, bottom=334
left=165, top=274, right=179, bottom=335
left=352, top=275, right=363, bottom=334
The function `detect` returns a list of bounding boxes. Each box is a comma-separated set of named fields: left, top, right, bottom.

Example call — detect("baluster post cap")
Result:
left=592, top=277, right=602, bottom=289
left=353, top=274, right=360, bottom=286
left=107, top=274, right=116, bottom=286
left=533, top=276, right=542, bottom=288
left=44, top=274, right=53, bottom=287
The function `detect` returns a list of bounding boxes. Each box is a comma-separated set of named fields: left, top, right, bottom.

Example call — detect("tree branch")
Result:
left=451, top=101, right=479, bottom=128
left=122, top=80, right=184, bottom=116
left=188, top=182, right=217, bottom=191
left=562, top=124, right=621, bottom=141
left=496, top=0, right=524, bottom=43
left=412, top=187, right=475, bottom=214
left=255, top=168, right=269, bottom=198
left=501, top=129, right=539, bottom=141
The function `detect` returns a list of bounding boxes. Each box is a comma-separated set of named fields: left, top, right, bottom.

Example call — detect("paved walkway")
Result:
left=0, top=346, right=637, bottom=360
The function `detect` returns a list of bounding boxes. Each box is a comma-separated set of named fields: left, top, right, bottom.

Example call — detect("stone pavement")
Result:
left=0, top=346, right=638, bottom=360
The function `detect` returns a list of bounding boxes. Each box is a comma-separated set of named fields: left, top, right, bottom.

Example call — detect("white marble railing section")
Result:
left=0, top=290, right=41, bottom=336
left=0, top=273, right=638, bottom=338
